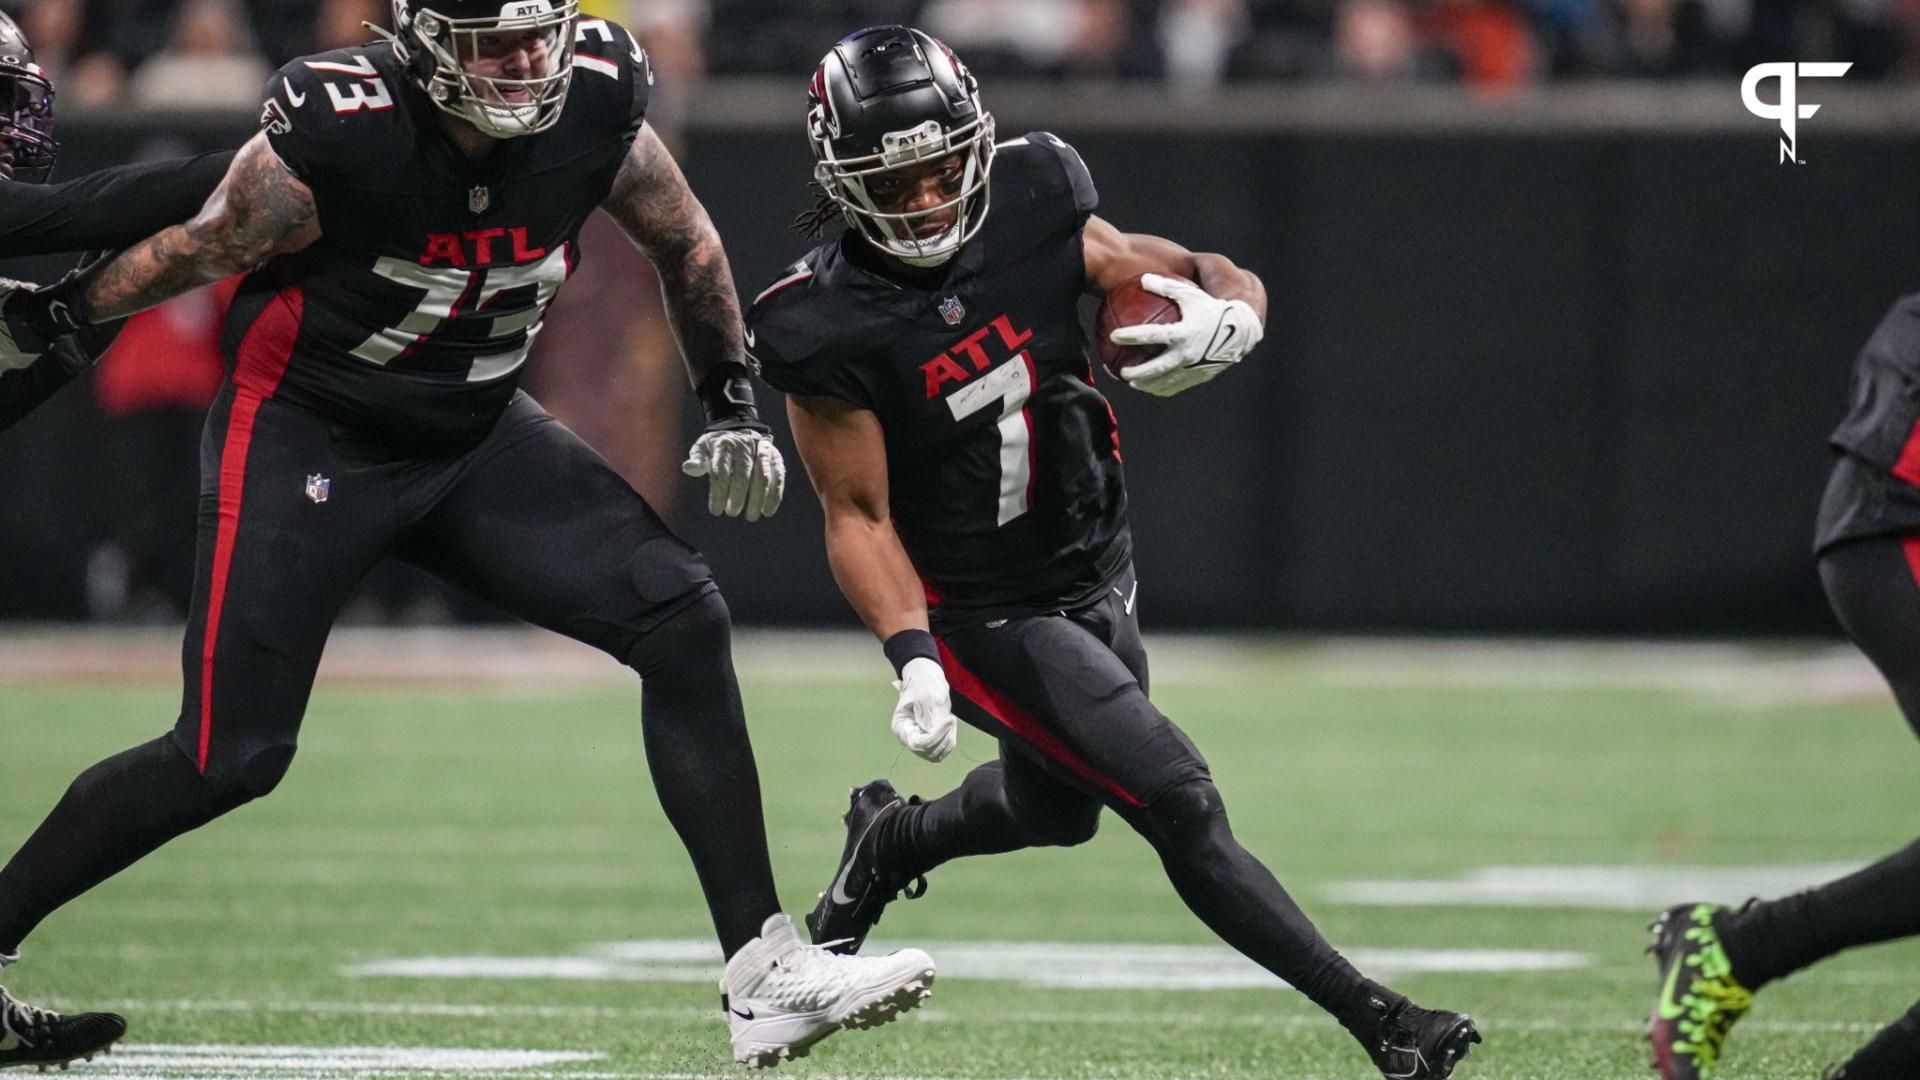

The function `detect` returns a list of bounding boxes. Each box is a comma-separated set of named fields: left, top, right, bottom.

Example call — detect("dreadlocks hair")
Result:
left=793, top=179, right=842, bottom=239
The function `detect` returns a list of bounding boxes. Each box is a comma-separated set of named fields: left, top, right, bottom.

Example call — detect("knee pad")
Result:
left=184, top=734, right=297, bottom=805
left=1136, top=779, right=1230, bottom=848
left=235, top=743, right=298, bottom=800
left=623, top=587, right=731, bottom=679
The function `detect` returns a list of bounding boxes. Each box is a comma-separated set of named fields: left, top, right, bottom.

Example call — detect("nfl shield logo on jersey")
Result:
left=305, top=474, right=331, bottom=505
left=939, top=296, right=966, bottom=326
left=469, top=185, right=491, bottom=214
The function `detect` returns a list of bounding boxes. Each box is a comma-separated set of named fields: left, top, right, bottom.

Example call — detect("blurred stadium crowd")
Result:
left=2, top=0, right=1916, bottom=104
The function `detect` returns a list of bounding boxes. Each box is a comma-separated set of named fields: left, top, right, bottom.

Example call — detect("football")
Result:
left=1095, top=274, right=1189, bottom=379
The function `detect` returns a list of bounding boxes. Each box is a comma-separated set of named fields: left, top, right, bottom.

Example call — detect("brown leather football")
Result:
left=1095, top=274, right=1188, bottom=379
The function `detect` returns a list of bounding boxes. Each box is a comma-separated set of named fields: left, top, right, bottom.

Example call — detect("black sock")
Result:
left=0, top=735, right=240, bottom=955
left=1719, top=838, right=1920, bottom=989
left=1835, top=998, right=1920, bottom=1078
left=882, top=761, right=1033, bottom=878
left=627, top=594, right=781, bottom=958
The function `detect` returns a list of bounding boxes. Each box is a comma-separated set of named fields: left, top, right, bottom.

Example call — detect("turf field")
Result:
left=2, top=632, right=1918, bottom=1080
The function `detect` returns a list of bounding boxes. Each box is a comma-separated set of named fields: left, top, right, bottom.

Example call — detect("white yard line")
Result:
left=76, top=1044, right=603, bottom=1079
left=74, top=1000, right=1895, bottom=1037
left=1324, top=862, right=1868, bottom=910
left=345, top=939, right=1589, bottom=991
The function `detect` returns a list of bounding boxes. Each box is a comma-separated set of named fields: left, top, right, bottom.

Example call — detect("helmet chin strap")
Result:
left=455, top=95, right=544, bottom=138
left=859, top=214, right=963, bottom=268
left=886, top=230, right=962, bottom=268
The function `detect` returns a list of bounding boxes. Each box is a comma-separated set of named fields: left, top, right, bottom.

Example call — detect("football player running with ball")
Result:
left=0, top=2, right=933, bottom=1069
left=750, top=26, right=1481, bottom=1080
left=1645, top=295, right=1920, bottom=1080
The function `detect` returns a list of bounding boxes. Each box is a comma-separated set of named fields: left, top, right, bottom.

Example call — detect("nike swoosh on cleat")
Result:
left=1656, top=954, right=1687, bottom=1021
left=730, top=1007, right=755, bottom=1021
left=827, top=804, right=894, bottom=906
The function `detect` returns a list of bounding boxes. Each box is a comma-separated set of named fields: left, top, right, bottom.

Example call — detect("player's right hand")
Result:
left=682, top=424, right=787, bottom=523
left=0, top=277, right=80, bottom=369
left=1110, top=273, right=1262, bottom=398
left=891, top=657, right=957, bottom=763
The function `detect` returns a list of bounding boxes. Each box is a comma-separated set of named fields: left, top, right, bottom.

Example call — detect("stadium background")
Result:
left=0, top=0, right=1916, bottom=634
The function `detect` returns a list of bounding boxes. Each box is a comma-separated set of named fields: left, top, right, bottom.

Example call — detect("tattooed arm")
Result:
left=599, top=123, right=745, bottom=390
left=601, top=123, right=785, bottom=522
left=70, top=133, right=320, bottom=324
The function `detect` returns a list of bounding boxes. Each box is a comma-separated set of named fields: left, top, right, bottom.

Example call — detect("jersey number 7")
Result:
left=945, top=353, right=1036, bottom=526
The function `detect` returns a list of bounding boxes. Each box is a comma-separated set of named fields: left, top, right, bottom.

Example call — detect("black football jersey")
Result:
left=751, top=133, right=1130, bottom=627
left=225, top=20, right=651, bottom=447
left=1819, top=293, right=1920, bottom=550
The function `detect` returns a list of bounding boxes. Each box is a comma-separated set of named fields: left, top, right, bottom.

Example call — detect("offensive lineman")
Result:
left=749, top=26, right=1481, bottom=1080
left=1644, top=296, right=1920, bottom=1080
left=0, top=2, right=934, bottom=1069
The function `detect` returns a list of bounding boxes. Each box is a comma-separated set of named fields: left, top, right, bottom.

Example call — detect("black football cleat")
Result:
left=0, top=984, right=125, bottom=1071
left=805, top=780, right=928, bottom=955
left=1360, top=995, right=1481, bottom=1079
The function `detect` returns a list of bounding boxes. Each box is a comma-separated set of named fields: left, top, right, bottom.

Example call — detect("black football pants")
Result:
left=0, top=387, right=780, bottom=956
left=1718, top=532, right=1920, bottom=1022
left=893, top=566, right=1392, bottom=1030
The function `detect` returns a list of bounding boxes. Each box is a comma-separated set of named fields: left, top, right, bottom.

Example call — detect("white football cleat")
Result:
left=721, top=913, right=934, bottom=1068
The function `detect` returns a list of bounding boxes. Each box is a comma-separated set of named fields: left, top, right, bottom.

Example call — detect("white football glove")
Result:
left=1109, top=272, right=1264, bottom=398
left=682, top=427, right=787, bottom=523
left=891, top=656, right=957, bottom=763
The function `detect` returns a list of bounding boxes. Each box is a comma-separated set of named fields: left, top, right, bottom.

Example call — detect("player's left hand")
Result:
left=1110, top=273, right=1263, bottom=398
left=682, top=423, right=787, bottom=522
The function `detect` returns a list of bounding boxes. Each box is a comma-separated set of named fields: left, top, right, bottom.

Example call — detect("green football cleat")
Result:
left=1645, top=903, right=1754, bottom=1080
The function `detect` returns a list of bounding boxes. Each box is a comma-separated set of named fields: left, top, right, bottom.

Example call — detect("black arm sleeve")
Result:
left=0, top=152, right=233, bottom=257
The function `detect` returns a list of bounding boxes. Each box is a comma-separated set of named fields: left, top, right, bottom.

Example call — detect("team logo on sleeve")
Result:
left=938, top=296, right=967, bottom=326
left=260, top=98, right=293, bottom=135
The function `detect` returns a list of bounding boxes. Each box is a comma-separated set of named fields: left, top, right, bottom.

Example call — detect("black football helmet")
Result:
left=0, top=12, right=56, bottom=183
left=384, top=0, right=578, bottom=138
left=808, top=26, right=994, bottom=268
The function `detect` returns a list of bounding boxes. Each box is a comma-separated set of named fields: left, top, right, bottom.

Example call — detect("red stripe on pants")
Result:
left=198, top=288, right=303, bottom=772
left=1902, top=536, right=1920, bottom=592
left=936, top=638, right=1143, bottom=808
left=1894, top=418, right=1920, bottom=488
